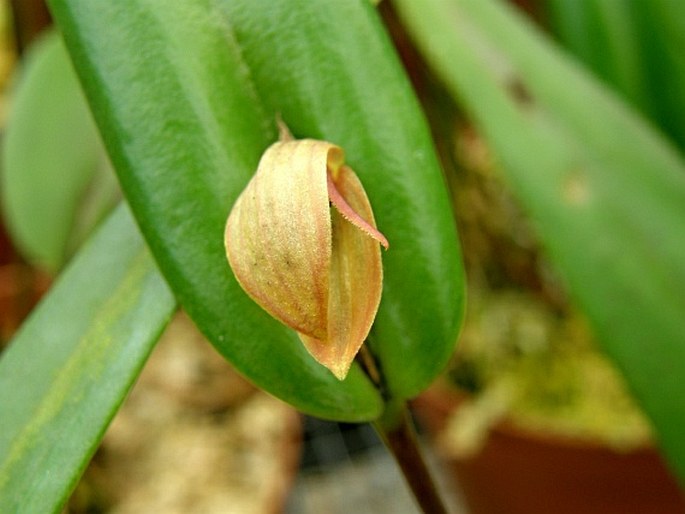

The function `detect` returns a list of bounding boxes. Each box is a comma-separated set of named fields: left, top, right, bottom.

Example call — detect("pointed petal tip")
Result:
left=329, top=362, right=352, bottom=381
left=298, top=332, right=357, bottom=381
left=326, top=169, right=389, bottom=250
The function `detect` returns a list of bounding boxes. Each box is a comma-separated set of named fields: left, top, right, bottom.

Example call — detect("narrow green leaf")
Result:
left=0, top=205, right=176, bottom=513
left=545, top=0, right=685, bottom=152
left=544, top=0, right=645, bottom=112
left=1, top=29, right=117, bottom=273
left=627, top=1, right=685, bottom=151
left=396, top=0, right=685, bottom=479
left=47, top=0, right=395, bottom=420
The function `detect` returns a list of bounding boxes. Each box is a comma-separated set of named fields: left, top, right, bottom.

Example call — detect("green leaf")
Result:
left=47, top=0, right=374, bottom=420
left=545, top=0, right=685, bottom=152
left=48, top=0, right=464, bottom=414
left=544, top=0, right=645, bottom=111
left=626, top=1, right=685, bottom=151
left=396, top=0, right=685, bottom=479
left=0, top=205, right=176, bottom=513
left=218, top=0, right=465, bottom=400
left=1, top=29, right=118, bottom=273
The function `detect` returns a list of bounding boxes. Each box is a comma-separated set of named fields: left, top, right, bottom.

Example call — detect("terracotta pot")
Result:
left=413, top=384, right=685, bottom=514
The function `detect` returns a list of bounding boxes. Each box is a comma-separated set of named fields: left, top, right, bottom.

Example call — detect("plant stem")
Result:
left=373, top=400, right=450, bottom=514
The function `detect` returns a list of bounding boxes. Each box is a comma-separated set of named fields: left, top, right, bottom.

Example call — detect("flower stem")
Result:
left=373, top=399, right=450, bottom=514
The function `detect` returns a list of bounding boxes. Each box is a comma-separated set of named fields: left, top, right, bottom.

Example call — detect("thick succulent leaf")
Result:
left=395, top=0, right=685, bottom=479
left=0, top=206, right=176, bottom=513
left=217, top=0, right=465, bottom=400
left=1, top=29, right=117, bottom=273
left=49, top=0, right=464, bottom=410
left=47, top=0, right=410, bottom=420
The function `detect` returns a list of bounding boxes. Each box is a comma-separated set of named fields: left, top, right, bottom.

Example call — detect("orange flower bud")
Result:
left=225, top=126, right=387, bottom=380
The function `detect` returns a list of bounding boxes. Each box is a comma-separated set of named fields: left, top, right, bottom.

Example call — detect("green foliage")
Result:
left=48, top=0, right=464, bottom=414
left=545, top=0, right=685, bottom=150
left=1, top=0, right=466, bottom=507
left=543, top=1, right=645, bottom=111
left=395, top=0, right=685, bottom=480
left=0, top=206, right=176, bottom=513
left=217, top=0, right=465, bottom=402
left=1, top=29, right=117, bottom=273
left=4, top=0, right=685, bottom=509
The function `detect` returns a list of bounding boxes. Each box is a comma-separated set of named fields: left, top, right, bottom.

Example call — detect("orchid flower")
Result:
left=225, top=124, right=388, bottom=379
